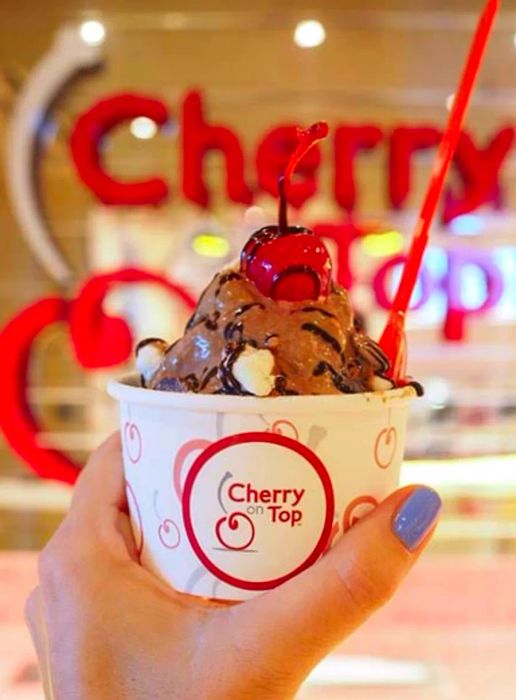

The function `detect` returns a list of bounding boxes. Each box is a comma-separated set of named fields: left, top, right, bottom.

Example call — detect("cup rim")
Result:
left=108, top=374, right=418, bottom=415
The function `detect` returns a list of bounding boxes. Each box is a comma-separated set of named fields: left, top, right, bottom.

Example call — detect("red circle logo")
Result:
left=182, top=431, right=334, bottom=591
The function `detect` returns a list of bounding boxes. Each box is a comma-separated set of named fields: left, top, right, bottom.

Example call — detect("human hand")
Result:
left=26, top=433, right=441, bottom=700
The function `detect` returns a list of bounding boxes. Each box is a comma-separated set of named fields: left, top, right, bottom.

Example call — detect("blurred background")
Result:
left=0, top=0, right=515, bottom=697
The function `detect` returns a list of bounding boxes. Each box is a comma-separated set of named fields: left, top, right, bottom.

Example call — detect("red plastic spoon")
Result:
left=379, top=0, right=499, bottom=383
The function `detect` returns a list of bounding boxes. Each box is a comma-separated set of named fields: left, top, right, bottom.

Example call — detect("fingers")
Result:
left=71, top=432, right=126, bottom=519
left=71, top=432, right=141, bottom=561
left=115, top=510, right=140, bottom=562
left=38, top=433, right=137, bottom=579
left=239, top=485, right=441, bottom=678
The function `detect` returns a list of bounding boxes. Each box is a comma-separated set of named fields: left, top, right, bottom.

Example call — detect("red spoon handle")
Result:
left=379, top=0, right=499, bottom=381
left=391, top=0, right=499, bottom=315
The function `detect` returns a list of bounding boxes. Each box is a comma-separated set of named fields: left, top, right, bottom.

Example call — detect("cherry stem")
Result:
left=278, top=176, right=288, bottom=231
left=278, top=121, right=329, bottom=232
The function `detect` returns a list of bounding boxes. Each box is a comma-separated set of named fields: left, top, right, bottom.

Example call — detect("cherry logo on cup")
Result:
left=343, top=495, right=379, bottom=532
left=158, top=519, right=181, bottom=550
left=374, top=426, right=398, bottom=469
left=183, top=431, right=334, bottom=591
left=124, top=422, right=143, bottom=464
left=215, top=512, right=256, bottom=551
left=241, top=122, right=332, bottom=302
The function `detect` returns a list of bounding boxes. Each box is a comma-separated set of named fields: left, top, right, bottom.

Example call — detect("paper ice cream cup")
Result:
left=108, top=375, right=417, bottom=602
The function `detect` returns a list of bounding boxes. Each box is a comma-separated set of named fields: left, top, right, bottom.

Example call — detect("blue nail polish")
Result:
left=392, top=487, right=441, bottom=551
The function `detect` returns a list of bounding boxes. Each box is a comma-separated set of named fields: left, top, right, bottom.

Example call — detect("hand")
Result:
left=26, top=433, right=441, bottom=700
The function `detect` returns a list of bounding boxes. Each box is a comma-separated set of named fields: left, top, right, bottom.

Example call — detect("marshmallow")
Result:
left=233, top=346, right=276, bottom=397
left=135, top=339, right=168, bottom=385
left=371, top=375, right=394, bottom=392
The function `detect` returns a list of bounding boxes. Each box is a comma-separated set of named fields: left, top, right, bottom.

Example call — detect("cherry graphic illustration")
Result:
left=374, top=426, right=398, bottom=470
left=241, top=122, right=332, bottom=302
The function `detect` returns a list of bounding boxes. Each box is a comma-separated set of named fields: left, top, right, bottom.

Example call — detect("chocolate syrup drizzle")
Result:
left=301, top=323, right=342, bottom=355
left=219, top=342, right=253, bottom=396
left=234, top=302, right=265, bottom=317
left=352, top=336, right=391, bottom=375
left=312, top=361, right=359, bottom=394
left=186, top=310, right=220, bottom=332
left=135, top=337, right=166, bottom=352
left=407, top=380, right=424, bottom=397
left=199, top=366, right=218, bottom=391
left=214, top=272, right=242, bottom=297
left=224, top=320, right=244, bottom=343
left=298, top=307, right=336, bottom=319
left=274, top=375, right=299, bottom=395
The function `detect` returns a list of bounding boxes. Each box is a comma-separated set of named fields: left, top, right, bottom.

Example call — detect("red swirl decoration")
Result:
left=0, top=267, right=195, bottom=484
left=215, top=512, right=256, bottom=551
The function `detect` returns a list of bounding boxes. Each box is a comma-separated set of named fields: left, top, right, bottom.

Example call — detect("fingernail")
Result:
left=392, top=487, right=441, bottom=551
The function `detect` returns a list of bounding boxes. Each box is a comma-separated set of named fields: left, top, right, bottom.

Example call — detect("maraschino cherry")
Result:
left=241, top=122, right=332, bottom=302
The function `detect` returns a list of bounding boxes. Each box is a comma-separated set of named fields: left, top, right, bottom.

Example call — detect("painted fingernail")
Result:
left=392, top=487, right=441, bottom=551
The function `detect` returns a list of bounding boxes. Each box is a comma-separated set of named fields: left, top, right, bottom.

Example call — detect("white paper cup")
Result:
left=108, top=375, right=416, bottom=601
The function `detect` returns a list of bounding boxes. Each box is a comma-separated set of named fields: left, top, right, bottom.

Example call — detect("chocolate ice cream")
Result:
left=137, top=261, right=393, bottom=396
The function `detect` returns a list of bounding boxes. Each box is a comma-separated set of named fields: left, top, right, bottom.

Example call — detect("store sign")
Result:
left=70, top=90, right=515, bottom=223
left=1, top=25, right=514, bottom=484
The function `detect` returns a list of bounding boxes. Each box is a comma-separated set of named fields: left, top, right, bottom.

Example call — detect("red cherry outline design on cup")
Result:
left=158, top=519, right=181, bottom=550
left=215, top=512, right=256, bottom=551
left=269, top=419, right=300, bottom=441
left=374, top=427, right=398, bottom=470
left=156, top=438, right=212, bottom=552
left=183, top=431, right=334, bottom=591
left=343, top=495, right=379, bottom=532
left=124, top=422, right=143, bottom=464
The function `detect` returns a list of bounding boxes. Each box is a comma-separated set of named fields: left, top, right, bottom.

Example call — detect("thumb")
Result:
left=240, top=485, right=441, bottom=682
